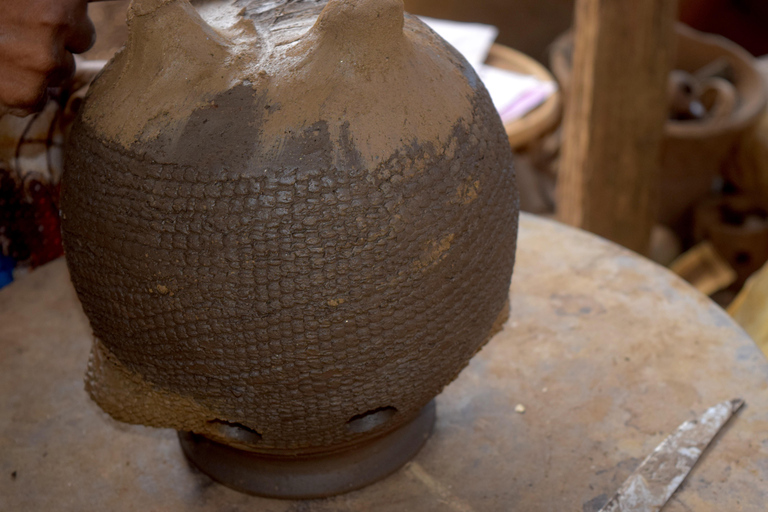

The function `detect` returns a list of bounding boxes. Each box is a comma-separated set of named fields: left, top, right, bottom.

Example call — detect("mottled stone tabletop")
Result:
left=1, top=214, right=767, bottom=511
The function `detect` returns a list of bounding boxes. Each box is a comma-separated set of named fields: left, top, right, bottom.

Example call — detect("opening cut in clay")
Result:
left=346, top=406, right=398, bottom=434
left=207, top=419, right=263, bottom=445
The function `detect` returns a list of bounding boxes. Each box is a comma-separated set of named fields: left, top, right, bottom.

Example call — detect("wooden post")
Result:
left=556, top=0, right=677, bottom=254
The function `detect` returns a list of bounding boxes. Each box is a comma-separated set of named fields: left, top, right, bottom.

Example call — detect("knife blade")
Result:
left=598, top=398, right=744, bottom=512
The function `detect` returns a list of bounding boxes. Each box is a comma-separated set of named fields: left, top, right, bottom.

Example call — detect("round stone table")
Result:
left=1, top=214, right=767, bottom=511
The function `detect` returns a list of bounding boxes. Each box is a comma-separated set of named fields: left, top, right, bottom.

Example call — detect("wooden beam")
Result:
left=556, top=0, right=677, bottom=254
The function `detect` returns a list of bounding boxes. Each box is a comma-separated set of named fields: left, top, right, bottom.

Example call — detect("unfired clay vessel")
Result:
left=61, top=0, right=518, bottom=497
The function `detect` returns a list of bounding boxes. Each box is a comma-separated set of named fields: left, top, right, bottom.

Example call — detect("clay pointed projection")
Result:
left=62, top=0, right=518, bottom=458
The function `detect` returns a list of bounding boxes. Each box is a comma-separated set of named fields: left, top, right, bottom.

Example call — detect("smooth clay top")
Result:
left=81, top=0, right=478, bottom=168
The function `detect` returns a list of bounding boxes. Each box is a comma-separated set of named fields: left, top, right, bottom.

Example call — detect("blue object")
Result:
left=0, top=255, right=16, bottom=289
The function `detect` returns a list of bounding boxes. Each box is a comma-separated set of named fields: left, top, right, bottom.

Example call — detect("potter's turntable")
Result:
left=2, top=216, right=768, bottom=510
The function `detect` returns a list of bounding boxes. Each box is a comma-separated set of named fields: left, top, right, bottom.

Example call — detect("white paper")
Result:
left=478, top=66, right=557, bottom=123
left=417, top=16, right=499, bottom=70
left=417, top=16, right=556, bottom=123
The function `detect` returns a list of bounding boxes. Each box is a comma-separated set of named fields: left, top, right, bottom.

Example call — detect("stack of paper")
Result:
left=418, top=16, right=556, bottom=124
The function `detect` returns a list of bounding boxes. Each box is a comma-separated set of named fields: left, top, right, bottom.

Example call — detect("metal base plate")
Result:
left=178, top=400, right=436, bottom=499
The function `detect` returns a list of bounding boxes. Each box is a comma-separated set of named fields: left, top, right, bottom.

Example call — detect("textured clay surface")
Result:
left=61, top=0, right=518, bottom=454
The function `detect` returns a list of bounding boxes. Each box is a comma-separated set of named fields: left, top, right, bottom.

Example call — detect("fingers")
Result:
left=0, top=0, right=95, bottom=116
left=63, top=1, right=96, bottom=54
left=0, top=68, right=50, bottom=116
left=50, top=49, right=78, bottom=87
left=5, top=31, right=76, bottom=99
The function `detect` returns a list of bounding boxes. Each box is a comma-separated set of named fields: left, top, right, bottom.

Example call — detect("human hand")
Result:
left=0, top=0, right=96, bottom=117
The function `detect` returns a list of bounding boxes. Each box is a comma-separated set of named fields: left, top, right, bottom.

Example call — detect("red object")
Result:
left=679, top=0, right=768, bottom=57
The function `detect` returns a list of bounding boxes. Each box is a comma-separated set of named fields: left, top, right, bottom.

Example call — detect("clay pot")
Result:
left=724, top=61, right=768, bottom=208
left=694, top=195, right=768, bottom=288
left=550, top=24, right=767, bottom=227
left=60, top=0, right=518, bottom=497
